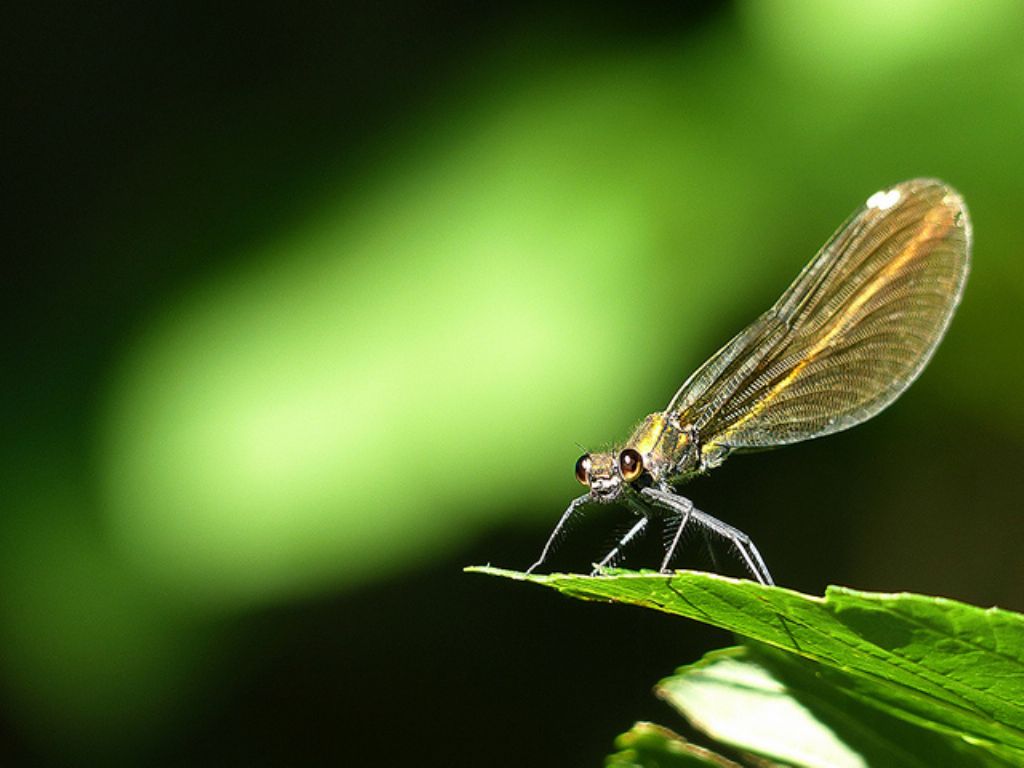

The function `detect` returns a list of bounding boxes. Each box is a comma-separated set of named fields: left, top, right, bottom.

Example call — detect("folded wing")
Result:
left=667, top=178, right=971, bottom=453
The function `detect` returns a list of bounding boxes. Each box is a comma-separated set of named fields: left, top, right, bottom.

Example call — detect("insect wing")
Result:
left=668, top=178, right=971, bottom=452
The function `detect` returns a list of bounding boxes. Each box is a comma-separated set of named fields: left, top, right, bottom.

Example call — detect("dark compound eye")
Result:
left=618, top=448, right=644, bottom=482
left=574, top=454, right=592, bottom=486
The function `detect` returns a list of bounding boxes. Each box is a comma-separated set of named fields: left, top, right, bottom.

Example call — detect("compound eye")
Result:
left=618, top=448, right=644, bottom=482
left=574, top=454, right=592, bottom=486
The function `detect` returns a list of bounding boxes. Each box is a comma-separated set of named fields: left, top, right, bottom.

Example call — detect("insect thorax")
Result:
left=627, top=412, right=703, bottom=483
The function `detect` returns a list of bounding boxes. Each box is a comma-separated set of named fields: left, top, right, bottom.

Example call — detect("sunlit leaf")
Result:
left=658, top=646, right=1011, bottom=767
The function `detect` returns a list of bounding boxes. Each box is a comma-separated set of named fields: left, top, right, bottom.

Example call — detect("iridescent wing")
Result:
left=666, top=178, right=971, bottom=454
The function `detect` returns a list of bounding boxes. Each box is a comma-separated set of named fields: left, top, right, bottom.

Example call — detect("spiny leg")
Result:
left=526, top=494, right=590, bottom=574
left=703, top=530, right=722, bottom=573
left=635, top=488, right=693, bottom=572
left=689, top=508, right=774, bottom=586
left=659, top=496, right=694, bottom=572
left=592, top=514, right=649, bottom=575
left=640, top=487, right=774, bottom=585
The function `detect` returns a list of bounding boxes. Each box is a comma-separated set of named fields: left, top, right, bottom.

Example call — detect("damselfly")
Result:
left=528, top=178, right=971, bottom=584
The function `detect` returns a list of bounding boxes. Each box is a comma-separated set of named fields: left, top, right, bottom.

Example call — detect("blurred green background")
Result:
left=5, top=1, right=1023, bottom=764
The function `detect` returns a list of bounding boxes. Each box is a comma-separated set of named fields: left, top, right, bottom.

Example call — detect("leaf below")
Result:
left=467, top=565, right=1024, bottom=764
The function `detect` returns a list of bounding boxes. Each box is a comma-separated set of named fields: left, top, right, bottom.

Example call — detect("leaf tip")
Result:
left=464, top=565, right=537, bottom=581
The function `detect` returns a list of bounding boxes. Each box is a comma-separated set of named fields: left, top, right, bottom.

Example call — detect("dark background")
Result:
left=4, top=2, right=1023, bottom=765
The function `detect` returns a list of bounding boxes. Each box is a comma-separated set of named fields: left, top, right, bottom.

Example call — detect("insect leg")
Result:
left=659, top=496, right=694, bottom=573
left=632, top=488, right=693, bottom=571
left=689, top=509, right=774, bottom=586
left=703, top=529, right=722, bottom=573
left=592, top=514, right=649, bottom=575
left=640, top=487, right=774, bottom=585
left=526, top=494, right=591, bottom=574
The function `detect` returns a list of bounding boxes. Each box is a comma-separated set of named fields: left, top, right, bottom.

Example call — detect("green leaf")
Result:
left=467, top=567, right=1024, bottom=762
left=605, top=721, right=747, bottom=768
left=659, top=646, right=1012, bottom=768
left=747, top=642, right=1024, bottom=767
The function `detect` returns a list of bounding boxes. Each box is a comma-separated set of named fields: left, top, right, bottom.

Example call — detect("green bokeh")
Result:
left=98, top=1, right=1024, bottom=605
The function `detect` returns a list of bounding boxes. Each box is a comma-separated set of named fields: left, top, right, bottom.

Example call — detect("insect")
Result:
left=527, top=178, right=971, bottom=584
